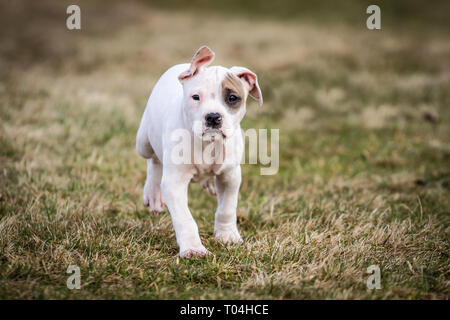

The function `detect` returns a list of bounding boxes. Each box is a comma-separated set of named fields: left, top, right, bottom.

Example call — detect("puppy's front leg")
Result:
left=161, top=166, right=209, bottom=258
left=214, top=166, right=243, bottom=244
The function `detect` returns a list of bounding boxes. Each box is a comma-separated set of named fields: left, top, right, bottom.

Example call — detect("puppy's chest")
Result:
left=191, top=163, right=222, bottom=183
left=190, top=140, right=230, bottom=183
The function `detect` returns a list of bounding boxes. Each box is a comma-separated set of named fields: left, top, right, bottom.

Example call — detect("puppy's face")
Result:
left=179, top=46, right=263, bottom=140
left=182, top=67, right=246, bottom=140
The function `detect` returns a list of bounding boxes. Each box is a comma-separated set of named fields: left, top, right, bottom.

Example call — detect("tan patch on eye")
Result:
left=221, top=73, right=245, bottom=108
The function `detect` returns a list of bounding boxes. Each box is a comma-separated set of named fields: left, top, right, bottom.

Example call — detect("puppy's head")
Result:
left=178, top=46, right=263, bottom=140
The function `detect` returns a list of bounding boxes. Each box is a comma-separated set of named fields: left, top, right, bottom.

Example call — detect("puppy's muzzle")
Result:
left=205, top=113, right=222, bottom=129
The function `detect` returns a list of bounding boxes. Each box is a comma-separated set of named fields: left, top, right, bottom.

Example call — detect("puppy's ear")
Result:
left=230, top=66, right=263, bottom=106
left=178, top=46, right=215, bottom=82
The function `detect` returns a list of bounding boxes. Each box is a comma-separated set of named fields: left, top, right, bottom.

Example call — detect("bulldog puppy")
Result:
left=136, top=46, right=262, bottom=258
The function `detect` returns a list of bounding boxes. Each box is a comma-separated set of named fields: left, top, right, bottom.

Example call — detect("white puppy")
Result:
left=136, top=46, right=263, bottom=258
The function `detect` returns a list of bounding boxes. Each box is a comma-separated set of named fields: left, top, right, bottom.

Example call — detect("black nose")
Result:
left=205, top=113, right=222, bottom=128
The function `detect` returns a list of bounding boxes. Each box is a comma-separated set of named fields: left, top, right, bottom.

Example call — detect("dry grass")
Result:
left=0, top=0, right=449, bottom=299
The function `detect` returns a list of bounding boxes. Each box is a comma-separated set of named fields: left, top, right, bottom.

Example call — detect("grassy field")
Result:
left=0, top=0, right=449, bottom=299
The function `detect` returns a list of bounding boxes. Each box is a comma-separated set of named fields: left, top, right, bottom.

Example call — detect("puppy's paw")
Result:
left=143, top=188, right=165, bottom=215
left=180, top=245, right=211, bottom=258
left=202, top=178, right=216, bottom=197
left=214, top=228, right=243, bottom=244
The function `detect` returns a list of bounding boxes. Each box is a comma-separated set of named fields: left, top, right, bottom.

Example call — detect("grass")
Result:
left=0, top=0, right=449, bottom=299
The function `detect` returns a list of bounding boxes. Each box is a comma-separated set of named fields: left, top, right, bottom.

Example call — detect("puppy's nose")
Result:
left=205, top=113, right=222, bottom=128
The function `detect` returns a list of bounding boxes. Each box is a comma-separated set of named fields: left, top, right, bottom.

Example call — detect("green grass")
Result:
left=0, top=0, right=449, bottom=299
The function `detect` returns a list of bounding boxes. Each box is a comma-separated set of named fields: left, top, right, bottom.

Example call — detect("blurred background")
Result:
left=0, top=0, right=449, bottom=299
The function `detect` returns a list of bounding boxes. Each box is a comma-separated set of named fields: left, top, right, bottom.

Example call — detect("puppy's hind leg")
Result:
left=136, top=126, right=154, bottom=159
left=143, top=158, right=165, bottom=215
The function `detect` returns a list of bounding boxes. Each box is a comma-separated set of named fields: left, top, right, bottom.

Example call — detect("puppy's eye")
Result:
left=192, top=94, right=200, bottom=101
left=226, top=93, right=241, bottom=105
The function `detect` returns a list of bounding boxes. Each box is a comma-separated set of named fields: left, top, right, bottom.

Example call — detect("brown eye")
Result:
left=192, top=94, right=200, bottom=101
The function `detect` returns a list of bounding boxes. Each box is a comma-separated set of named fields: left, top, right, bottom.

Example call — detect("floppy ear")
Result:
left=178, top=46, right=215, bottom=82
left=230, top=66, right=263, bottom=106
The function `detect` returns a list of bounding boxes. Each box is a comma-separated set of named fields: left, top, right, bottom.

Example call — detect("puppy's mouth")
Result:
left=202, top=128, right=226, bottom=141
